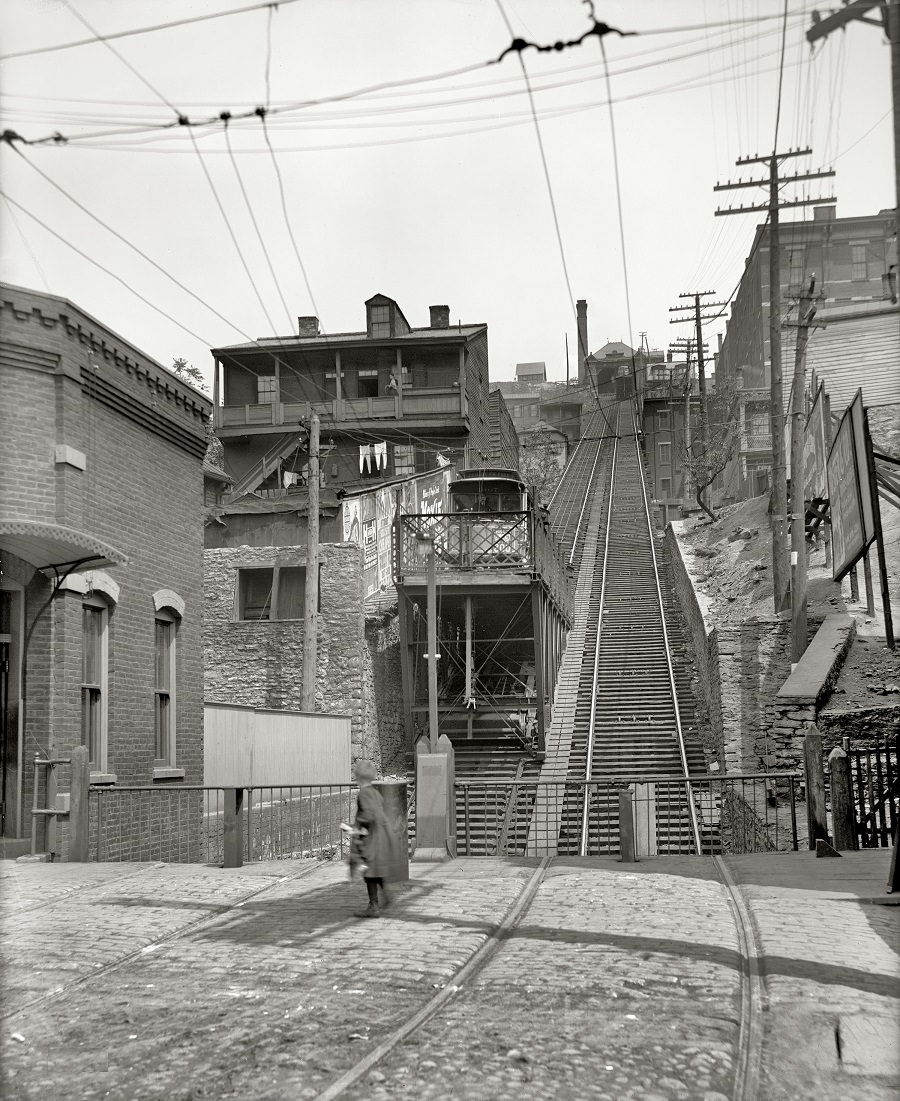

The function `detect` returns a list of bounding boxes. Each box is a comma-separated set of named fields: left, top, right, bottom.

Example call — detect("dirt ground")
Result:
left=672, top=406, right=900, bottom=710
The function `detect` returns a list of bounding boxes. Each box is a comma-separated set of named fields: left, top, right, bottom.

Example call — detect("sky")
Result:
left=0, top=0, right=894, bottom=394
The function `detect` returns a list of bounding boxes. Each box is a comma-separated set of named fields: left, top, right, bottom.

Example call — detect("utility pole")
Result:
left=714, top=150, right=835, bottom=611
left=668, top=338, right=696, bottom=507
left=788, top=276, right=817, bottom=662
left=301, top=413, right=319, bottom=711
left=669, top=292, right=726, bottom=511
left=807, top=0, right=900, bottom=229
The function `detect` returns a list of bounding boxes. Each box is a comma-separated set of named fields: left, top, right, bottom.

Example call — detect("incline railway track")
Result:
left=556, top=402, right=702, bottom=856
left=505, top=396, right=704, bottom=858
left=547, top=406, right=613, bottom=571
left=452, top=394, right=708, bottom=858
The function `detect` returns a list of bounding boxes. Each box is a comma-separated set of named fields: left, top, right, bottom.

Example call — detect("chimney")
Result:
left=576, top=299, right=588, bottom=384
left=298, top=316, right=319, bottom=337
left=429, top=304, right=450, bottom=329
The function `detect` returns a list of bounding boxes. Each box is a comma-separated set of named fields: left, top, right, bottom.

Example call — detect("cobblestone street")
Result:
left=1, top=852, right=897, bottom=1101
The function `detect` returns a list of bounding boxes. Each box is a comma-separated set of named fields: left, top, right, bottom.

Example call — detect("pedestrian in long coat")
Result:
left=352, top=759, right=395, bottom=918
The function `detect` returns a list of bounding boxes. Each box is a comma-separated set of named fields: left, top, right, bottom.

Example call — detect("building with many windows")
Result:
left=717, top=206, right=897, bottom=498
left=210, top=295, right=496, bottom=503
left=205, top=295, right=514, bottom=769
left=0, top=284, right=210, bottom=856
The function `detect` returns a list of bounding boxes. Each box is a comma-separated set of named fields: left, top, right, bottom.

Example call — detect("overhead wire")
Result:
left=2, top=12, right=809, bottom=150
left=0, top=0, right=305, bottom=61
left=222, top=114, right=295, bottom=331
left=1, top=192, right=50, bottom=291
left=598, top=33, right=637, bottom=380
left=59, top=0, right=181, bottom=117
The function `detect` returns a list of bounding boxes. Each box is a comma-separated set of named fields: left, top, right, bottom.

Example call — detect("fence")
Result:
left=454, top=773, right=801, bottom=857
left=80, top=773, right=804, bottom=862
left=90, top=784, right=356, bottom=864
left=846, top=734, right=898, bottom=849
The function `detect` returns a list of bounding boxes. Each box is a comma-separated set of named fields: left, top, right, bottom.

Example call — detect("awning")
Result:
left=0, top=519, right=128, bottom=572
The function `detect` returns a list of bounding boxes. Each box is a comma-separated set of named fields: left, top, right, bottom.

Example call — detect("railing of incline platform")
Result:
left=455, top=774, right=801, bottom=857
left=395, top=511, right=571, bottom=612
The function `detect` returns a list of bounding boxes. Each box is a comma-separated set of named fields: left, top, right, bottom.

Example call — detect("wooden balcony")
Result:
left=215, top=389, right=465, bottom=432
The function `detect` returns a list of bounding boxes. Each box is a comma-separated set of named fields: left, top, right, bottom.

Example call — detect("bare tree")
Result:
left=519, top=425, right=565, bottom=506
left=679, top=376, right=740, bottom=521
left=171, top=356, right=208, bottom=392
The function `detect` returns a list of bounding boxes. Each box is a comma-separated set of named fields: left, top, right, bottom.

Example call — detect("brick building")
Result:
left=0, top=283, right=210, bottom=854
left=717, top=206, right=898, bottom=498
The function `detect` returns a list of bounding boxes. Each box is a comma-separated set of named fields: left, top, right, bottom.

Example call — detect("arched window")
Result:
left=154, top=610, right=176, bottom=766
left=81, top=595, right=110, bottom=774
left=152, top=590, right=184, bottom=771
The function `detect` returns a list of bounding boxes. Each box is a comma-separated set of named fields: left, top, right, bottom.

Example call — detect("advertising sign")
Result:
left=362, top=517, right=377, bottom=570
left=827, top=390, right=875, bottom=582
left=376, top=487, right=395, bottom=587
left=340, top=471, right=451, bottom=597
left=803, top=384, right=828, bottom=503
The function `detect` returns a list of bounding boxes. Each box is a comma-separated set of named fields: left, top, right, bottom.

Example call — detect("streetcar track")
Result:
left=0, top=861, right=169, bottom=918
left=1, top=860, right=325, bottom=1022
left=314, top=857, right=552, bottom=1101
left=314, top=852, right=766, bottom=1101
left=714, top=855, right=766, bottom=1101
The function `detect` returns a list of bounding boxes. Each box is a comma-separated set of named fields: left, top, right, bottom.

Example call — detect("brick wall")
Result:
left=1, top=285, right=209, bottom=848
left=204, top=543, right=366, bottom=754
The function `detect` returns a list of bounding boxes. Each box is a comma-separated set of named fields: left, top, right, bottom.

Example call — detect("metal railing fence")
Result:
left=90, top=784, right=356, bottom=864
left=846, top=735, right=898, bottom=849
left=454, top=773, right=801, bottom=857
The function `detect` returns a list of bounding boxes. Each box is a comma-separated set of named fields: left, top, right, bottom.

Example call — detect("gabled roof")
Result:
left=212, top=323, right=486, bottom=356
left=591, top=341, right=636, bottom=359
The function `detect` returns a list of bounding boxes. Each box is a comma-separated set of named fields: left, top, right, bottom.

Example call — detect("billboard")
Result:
left=803, top=384, right=828, bottom=503
left=826, top=389, right=876, bottom=582
left=340, top=469, right=452, bottom=598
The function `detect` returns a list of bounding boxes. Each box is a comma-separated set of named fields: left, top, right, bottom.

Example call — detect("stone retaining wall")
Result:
left=665, top=528, right=834, bottom=776
left=363, top=604, right=406, bottom=773
left=204, top=543, right=366, bottom=756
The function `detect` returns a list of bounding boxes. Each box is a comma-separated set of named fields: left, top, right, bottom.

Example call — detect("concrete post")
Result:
left=633, top=782, right=657, bottom=857
left=68, top=746, right=91, bottom=862
left=414, top=729, right=454, bottom=862
left=828, top=747, right=857, bottom=851
left=437, top=733, right=456, bottom=857
left=804, top=729, right=828, bottom=849
left=374, top=780, right=410, bottom=882
left=618, top=789, right=637, bottom=863
left=223, top=788, right=244, bottom=868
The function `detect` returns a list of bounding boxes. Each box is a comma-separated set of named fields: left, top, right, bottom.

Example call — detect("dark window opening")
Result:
left=237, top=566, right=309, bottom=621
